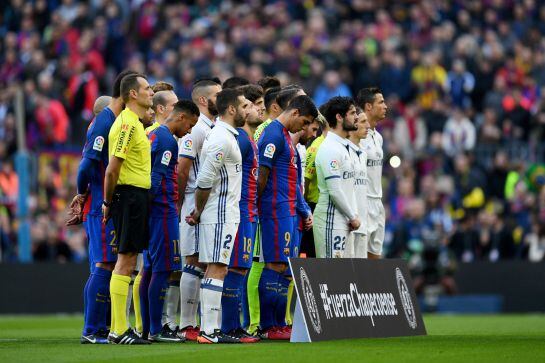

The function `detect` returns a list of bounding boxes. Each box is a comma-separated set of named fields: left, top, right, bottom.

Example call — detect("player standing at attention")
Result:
left=257, top=95, right=317, bottom=339
left=345, top=109, right=370, bottom=258
left=356, top=88, right=388, bottom=259
left=102, top=73, right=154, bottom=345
left=145, top=82, right=177, bottom=134
left=177, top=79, right=222, bottom=341
left=220, top=85, right=263, bottom=343
left=313, top=97, right=360, bottom=258
left=67, top=70, right=137, bottom=345
left=185, top=88, right=250, bottom=344
left=137, top=100, right=200, bottom=343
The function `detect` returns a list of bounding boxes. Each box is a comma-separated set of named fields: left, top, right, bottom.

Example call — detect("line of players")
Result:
left=69, top=71, right=387, bottom=345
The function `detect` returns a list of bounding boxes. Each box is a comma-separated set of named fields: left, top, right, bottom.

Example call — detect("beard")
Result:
left=234, top=113, right=246, bottom=127
left=342, top=118, right=358, bottom=132
left=207, top=99, right=218, bottom=116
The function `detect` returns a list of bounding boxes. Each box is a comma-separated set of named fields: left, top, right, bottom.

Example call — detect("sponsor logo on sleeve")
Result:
left=264, top=143, right=276, bottom=158
left=183, top=139, right=193, bottom=152
left=329, top=160, right=339, bottom=172
left=215, top=151, right=224, bottom=161
left=92, top=136, right=105, bottom=151
left=161, top=150, right=172, bottom=165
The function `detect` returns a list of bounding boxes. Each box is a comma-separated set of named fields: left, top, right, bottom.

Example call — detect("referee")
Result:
left=102, top=73, right=154, bottom=345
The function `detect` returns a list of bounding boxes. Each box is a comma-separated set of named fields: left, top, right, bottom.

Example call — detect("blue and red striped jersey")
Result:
left=237, top=127, right=259, bottom=222
left=257, top=120, right=298, bottom=219
left=149, top=125, right=179, bottom=218
left=81, top=107, right=116, bottom=218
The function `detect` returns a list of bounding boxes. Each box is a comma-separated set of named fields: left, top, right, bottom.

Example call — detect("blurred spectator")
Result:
left=444, top=59, right=475, bottom=109
left=313, top=70, right=352, bottom=106
left=393, top=103, right=427, bottom=161
left=441, top=108, right=476, bottom=158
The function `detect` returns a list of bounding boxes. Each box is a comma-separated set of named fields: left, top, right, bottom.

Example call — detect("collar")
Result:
left=123, top=106, right=139, bottom=119
left=199, top=113, right=215, bottom=129
left=216, top=120, right=239, bottom=136
left=328, top=131, right=350, bottom=148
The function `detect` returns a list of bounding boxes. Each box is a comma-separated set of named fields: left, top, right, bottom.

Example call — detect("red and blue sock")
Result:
left=83, top=267, right=111, bottom=335
left=149, top=271, right=169, bottom=335
left=258, top=268, right=280, bottom=331
left=139, top=270, right=152, bottom=337
left=221, top=270, right=244, bottom=333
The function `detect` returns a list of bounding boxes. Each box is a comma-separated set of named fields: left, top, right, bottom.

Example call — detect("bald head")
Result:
left=93, top=96, right=112, bottom=116
left=152, top=90, right=178, bottom=123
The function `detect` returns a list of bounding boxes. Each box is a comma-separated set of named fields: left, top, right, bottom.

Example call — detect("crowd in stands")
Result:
left=1, top=0, right=545, bottom=264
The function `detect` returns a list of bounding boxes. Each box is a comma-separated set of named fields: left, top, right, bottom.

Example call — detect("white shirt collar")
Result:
left=328, top=131, right=350, bottom=148
left=216, top=119, right=239, bottom=136
left=199, top=113, right=215, bottom=128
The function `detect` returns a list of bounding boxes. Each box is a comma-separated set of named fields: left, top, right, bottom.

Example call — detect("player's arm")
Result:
left=103, top=121, right=135, bottom=221
left=186, top=141, right=225, bottom=225
left=149, top=141, right=169, bottom=199
left=177, top=135, right=196, bottom=209
left=257, top=131, right=283, bottom=198
left=66, top=157, right=94, bottom=226
left=317, top=151, right=360, bottom=230
left=296, top=184, right=313, bottom=230
left=257, top=166, right=270, bottom=198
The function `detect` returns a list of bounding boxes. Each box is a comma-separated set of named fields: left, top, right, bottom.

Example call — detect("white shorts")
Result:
left=367, top=198, right=385, bottom=256
left=198, top=223, right=239, bottom=264
left=313, top=225, right=350, bottom=258
left=180, top=192, right=198, bottom=256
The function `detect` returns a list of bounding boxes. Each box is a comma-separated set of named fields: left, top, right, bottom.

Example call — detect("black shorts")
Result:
left=110, top=185, right=150, bottom=254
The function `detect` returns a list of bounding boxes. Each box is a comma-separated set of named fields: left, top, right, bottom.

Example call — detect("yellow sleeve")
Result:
left=305, top=145, right=317, bottom=180
left=112, top=120, right=136, bottom=160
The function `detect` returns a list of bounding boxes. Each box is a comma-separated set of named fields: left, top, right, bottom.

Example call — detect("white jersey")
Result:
left=178, top=113, right=214, bottom=193
left=314, top=132, right=358, bottom=231
left=296, top=143, right=306, bottom=193
left=196, top=120, right=242, bottom=224
left=348, top=140, right=368, bottom=235
left=360, top=128, right=383, bottom=199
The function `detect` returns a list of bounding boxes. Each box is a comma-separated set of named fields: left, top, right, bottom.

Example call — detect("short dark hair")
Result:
left=239, top=84, right=264, bottom=103
left=171, top=99, right=200, bottom=118
left=356, top=87, right=382, bottom=108
left=152, top=81, right=174, bottom=93
left=264, top=86, right=281, bottom=111
left=276, top=88, right=301, bottom=110
left=112, top=69, right=138, bottom=98
left=258, top=76, right=281, bottom=92
left=322, top=96, right=355, bottom=128
left=192, top=79, right=221, bottom=103
left=222, top=76, right=250, bottom=89
left=120, top=73, right=147, bottom=103
left=285, top=95, right=318, bottom=119
left=216, top=88, right=244, bottom=116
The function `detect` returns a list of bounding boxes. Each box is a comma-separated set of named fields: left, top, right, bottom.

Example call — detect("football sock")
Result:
left=258, top=267, right=279, bottom=331
left=247, top=261, right=264, bottom=332
left=200, top=278, right=224, bottom=335
left=149, top=271, right=169, bottom=335
left=83, top=267, right=111, bottom=335
left=110, top=273, right=131, bottom=335
left=285, top=279, right=294, bottom=325
left=163, top=280, right=180, bottom=329
left=241, top=272, right=250, bottom=329
left=82, top=275, right=91, bottom=333
left=275, top=275, right=290, bottom=327
left=138, top=270, right=151, bottom=336
left=126, top=282, right=133, bottom=329
left=133, top=273, right=142, bottom=333
left=221, top=270, right=244, bottom=333
left=180, top=264, right=203, bottom=328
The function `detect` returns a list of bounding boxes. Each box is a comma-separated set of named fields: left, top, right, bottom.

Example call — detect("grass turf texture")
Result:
left=0, top=314, right=544, bottom=363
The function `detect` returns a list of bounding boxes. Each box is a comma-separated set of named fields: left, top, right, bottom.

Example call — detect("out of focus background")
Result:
left=1, top=0, right=544, bottom=314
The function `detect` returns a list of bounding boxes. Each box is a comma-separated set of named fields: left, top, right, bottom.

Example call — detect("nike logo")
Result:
left=207, top=336, right=219, bottom=343
left=83, top=336, right=96, bottom=344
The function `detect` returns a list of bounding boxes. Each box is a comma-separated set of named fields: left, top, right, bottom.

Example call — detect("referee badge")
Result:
left=161, top=150, right=172, bottom=165
left=264, top=143, right=276, bottom=158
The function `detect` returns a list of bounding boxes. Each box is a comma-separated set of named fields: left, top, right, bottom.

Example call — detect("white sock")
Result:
left=179, top=265, right=203, bottom=329
left=163, top=283, right=180, bottom=329
left=200, top=277, right=224, bottom=335
left=126, top=283, right=133, bottom=328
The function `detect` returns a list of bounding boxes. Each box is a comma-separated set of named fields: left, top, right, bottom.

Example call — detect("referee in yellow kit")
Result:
left=102, top=73, right=154, bottom=345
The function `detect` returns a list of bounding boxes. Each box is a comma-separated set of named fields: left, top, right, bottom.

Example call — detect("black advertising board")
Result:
left=289, top=258, right=427, bottom=342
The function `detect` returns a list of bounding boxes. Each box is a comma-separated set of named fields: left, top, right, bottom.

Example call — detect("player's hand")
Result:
left=66, top=213, right=83, bottom=226
left=348, top=217, right=361, bottom=231
left=102, top=204, right=110, bottom=224
left=303, top=213, right=313, bottom=230
left=69, top=193, right=87, bottom=215
left=186, top=209, right=201, bottom=226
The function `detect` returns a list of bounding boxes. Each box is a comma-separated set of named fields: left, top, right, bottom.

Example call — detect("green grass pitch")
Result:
left=0, top=314, right=544, bottom=363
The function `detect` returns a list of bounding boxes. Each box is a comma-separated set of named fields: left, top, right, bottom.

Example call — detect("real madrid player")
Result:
left=177, top=79, right=222, bottom=340
left=313, top=97, right=360, bottom=258
left=345, top=109, right=370, bottom=258
left=185, top=88, right=250, bottom=344
left=356, top=88, right=388, bottom=259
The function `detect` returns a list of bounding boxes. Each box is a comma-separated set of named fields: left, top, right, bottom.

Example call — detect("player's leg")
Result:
left=81, top=217, right=116, bottom=344
left=179, top=193, right=205, bottom=339
left=246, top=224, right=264, bottom=334
left=284, top=222, right=302, bottom=327
left=354, top=233, right=368, bottom=258
left=108, top=187, right=150, bottom=344
left=197, top=223, right=240, bottom=344
left=162, top=271, right=181, bottom=331
left=313, top=224, right=327, bottom=258
left=136, top=253, right=152, bottom=338
left=221, top=221, right=259, bottom=342
left=344, top=231, right=356, bottom=258
left=148, top=216, right=183, bottom=343
left=367, top=200, right=384, bottom=259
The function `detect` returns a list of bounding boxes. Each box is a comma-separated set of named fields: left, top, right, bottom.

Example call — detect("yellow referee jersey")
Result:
left=304, top=135, right=325, bottom=204
left=145, top=121, right=160, bottom=136
left=108, top=107, right=151, bottom=189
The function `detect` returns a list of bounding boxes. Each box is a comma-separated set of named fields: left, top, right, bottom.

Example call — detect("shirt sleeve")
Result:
left=196, top=139, right=226, bottom=190
left=257, top=128, right=284, bottom=170
left=83, top=115, right=107, bottom=162
left=178, top=133, right=197, bottom=160
left=304, top=144, right=318, bottom=180
left=111, top=119, right=136, bottom=160
left=149, top=133, right=169, bottom=197
left=76, top=157, right=94, bottom=194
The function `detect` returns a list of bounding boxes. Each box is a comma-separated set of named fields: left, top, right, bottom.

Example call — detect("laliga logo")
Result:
left=395, top=268, right=417, bottom=330
left=300, top=267, right=322, bottom=334
left=184, top=139, right=193, bottom=150
left=329, top=160, right=339, bottom=171
left=215, top=152, right=224, bottom=161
